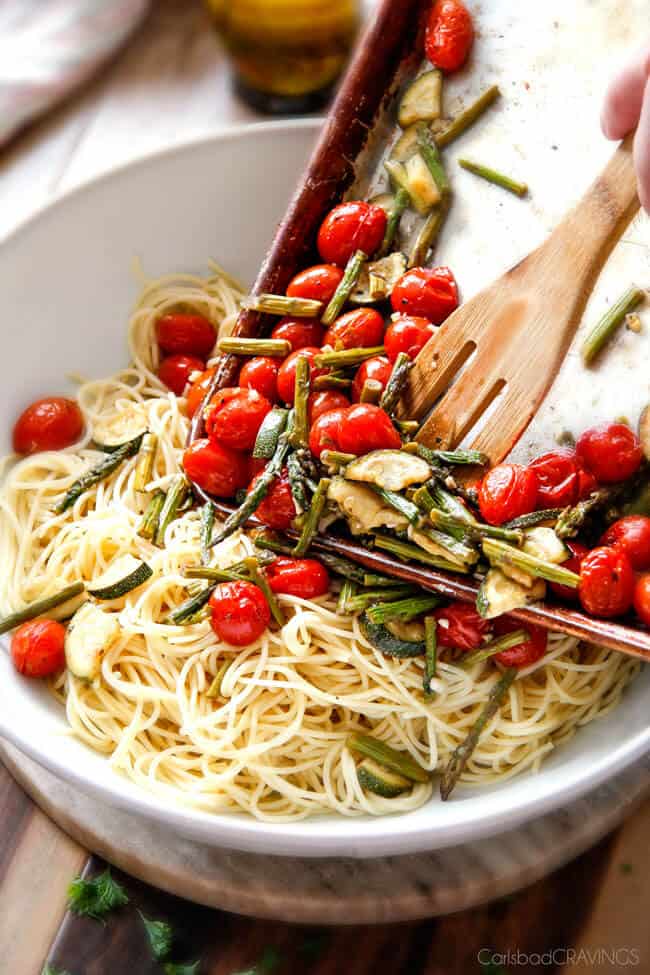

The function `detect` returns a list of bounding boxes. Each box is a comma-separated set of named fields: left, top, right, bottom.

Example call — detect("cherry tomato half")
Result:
left=351, top=356, right=393, bottom=402
left=478, top=464, right=538, bottom=526
left=309, top=407, right=347, bottom=458
left=308, top=390, right=350, bottom=425
left=549, top=541, right=589, bottom=602
left=205, top=387, right=272, bottom=452
left=156, top=313, right=216, bottom=358
left=576, top=422, right=642, bottom=484
left=633, top=575, right=650, bottom=626
left=578, top=546, right=635, bottom=618
left=384, top=315, right=436, bottom=362
left=13, top=397, right=84, bottom=455
left=185, top=366, right=216, bottom=418
left=209, top=581, right=270, bottom=646
left=601, top=515, right=650, bottom=571
left=238, top=356, right=280, bottom=403
left=159, top=354, right=205, bottom=396
left=492, top=617, right=548, bottom=669
left=286, top=264, right=344, bottom=303
left=337, top=404, right=402, bottom=455
left=183, top=438, right=249, bottom=497
left=317, top=201, right=387, bottom=267
left=270, top=317, right=324, bottom=352
left=434, top=602, right=492, bottom=651
left=528, top=449, right=581, bottom=509
left=390, top=266, right=459, bottom=324
left=267, top=557, right=330, bottom=599
left=323, top=308, right=385, bottom=350
left=250, top=469, right=297, bottom=531
left=277, top=348, right=328, bottom=404
left=425, top=0, right=474, bottom=73
left=11, top=619, right=67, bottom=677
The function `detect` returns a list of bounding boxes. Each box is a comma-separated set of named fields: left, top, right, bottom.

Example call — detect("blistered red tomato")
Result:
left=309, top=408, right=347, bottom=458
left=11, top=619, right=67, bottom=677
left=251, top=469, right=297, bottom=531
left=270, top=317, right=324, bottom=352
left=238, top=356, right=280, bottom=403
left=277, top=348, right=328, bottom=404
left=528, top=450, right=581, bottom=509
left=425, top=0, right=474, bottom=73
left=633, top=575, right=650, bottom=626
left=390, top=266, right=459, bottom=324
left=308, top=390, right=350, bottom=425
left=576, top=422, right=642, bottom=484
left=156, top=313, right=216, bottom=358
left=384, top=315, right=436, bottom=362
left=493, top=617, right=548, bottom=669
left=434, top=602, right=492, bottom=651
left=323, top=308, right=385, bottom=350
left=601, top=515, right=650, bottom=571
left=267, top=557, right=330, bottom=599
left=549, top=541, right=589, bottom=602
left=317, top=201, right=387, bottom=267
left=209, top=581, right=271, bottom=646
left=337, top=404, right=401, bottom=455
left=205, top=387, right=272, bottom=452
left=578, top=546, right=635, bottom=618
left=286, top=264, right=344, bottom=303
left=577, top=464, right=598, bottom=500
left=183, top=438, right=249, bottom=497
left=478, top=464, right=538, bottom=526
left=351, top=356, right=393, bottom=402
left=13, top=397, right=84, bottom=455
left=159, top=354, right=205, bottom=396
left=185, top=367, right=216, bottom=418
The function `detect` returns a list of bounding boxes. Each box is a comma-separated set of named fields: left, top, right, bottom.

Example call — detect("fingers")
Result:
left=634, top=77, right=650, bottom=212
left=601, top=44, right=650, bottom=140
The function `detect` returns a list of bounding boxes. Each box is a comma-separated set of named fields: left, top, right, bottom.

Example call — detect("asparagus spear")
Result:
left=244, top=556, right=284, bottom=626
left=337, top=579, right=356, bottom=614
left=314, top=346, right=385, bottom=369
left=482, top=538, right=580, bottom=587
left=462, top=629, right=530, bottom=667
left=348, top=732, right=429, bottom=783
left=252, top=407, right=289, bottom=460
left=371, top=486, right=420, bottom=523
left=505, top=508, right=564, bottom=530
left=292, top=477, right=331, bottom=556
left=321, top=250, right=367, bottom=326
left=0, top=582, right=85, bottom=635
left=408, top=197, right=450, bottom=268
left=424, top=615, right=437, bottom=698
left=133, top=433, right=158, bottom=493
left=581, top=286, right=645, bottom=365
left=200, top=501, right=216, bottom=564
left=137, top=490, right=166, bottom=541
left=154, top=475, right=189, bottom=547
left=435, top=85, right=501, bottom=149
left=395, top=420, right=420, bottom=439
left=55, top=432, right=145, bottom=513
left=366, top=594, right=441, bottom=623
left=242, top=293, right=323, bottom=317
left=217, top=337, right=291, bottom=357
left=286, top=452, right=308, bottom=513
left=360, top=379, right=383, bottom=404
left=458, top=158, right=528, bottom=197
left=417, top=123, right=450, bottom=196
left=379, top=352, right=412, bottom=416
left=345, top=586, right=418, bottom=613
left=168, top=586, right=214, bottom=625
left=312, top=372, right=352, bottom=391
left=428, top=507, right=523, bottom=545
left=377, top=189, right=410, bottom=258
left=290, top=355, right=311, bottom=449
left=206, top=659, right=232, bottom=698
left=373, top=533, right=470, bottom=572
left=320, top=450, right=356, bottom=470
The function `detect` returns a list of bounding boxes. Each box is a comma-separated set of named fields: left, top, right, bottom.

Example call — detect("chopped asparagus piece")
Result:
left=373, top=532, right=469, bottom=572
left=56, top=432, right=145, bottom=513
left=200, top=501, right=215, bottom=564
left=217, top=337, right=291, bottom=357
left=360, top=379, right=383, bottom=404
left=424, top=615, right=437, bottom=698
left=417, top=123, right=450, bottom=196
left=322, top=250, right=367, bottom=325
left=458, top=158, right=528, bottom=197
left=245, top=556, right=284, bottom=626
left=0, top=582, right=86, bottom=635
left=380, top=353, right=413, bottom=416
left=337, top=579, right=356, bottom=614
left=137, top=490, right=166, bottom=541
left=133, top=433, right=158, bottom=493
left=463, top=629, right=530, bottom=667
left=290, top=355, right=310, bottom=449
left=155, top=475, right=189, bottom=547
left=320, top=450, right=357, bottom=470
left=314, top=346, right=385, bottom=369
left=348, top=732, right=429, bottom=783
left=483, top=538, right=579, bottom=587
left=435, top=85, right=501, bottom=149
left=242, top=293, right=323, bottom=317
left=505, top=508, right=563, bottom=530
left=293, top=477, right=330, bottom=556
left=581, top=286, right=645, bottom=365
left=366, top=594, right=441, bottom=624
left=377, top=190, right=411, bottom=258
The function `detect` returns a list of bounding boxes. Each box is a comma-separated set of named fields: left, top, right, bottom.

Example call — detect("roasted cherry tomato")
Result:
left=209, top=581, right=270, bottom=646
left=549, top=541, right=589, bottom=602
left=247, top=455, right=267, bottom=481
left=238, top=356, right=280, bottom=403
left=492, top=617, right=548, bottom=669
left=308, top=390, right=350, bottom=425
left=13, top=397, right=84, bottom=455
left=601, top=515, right=650, bottom=571
left=434, top=602, right=492, bottom=651
left=286, top=264, right=344, bottom=303
left=390, top=266, right=459, bottom=324
left=185, top=366, right=216, bottom=418
left=384, top=315, right=436, bottom=362
left=578, top=546, right=635, bottom=618
left=337, top=404, right=402, bottom=455
left=308, top=407, right=347, bottom=458
left=276, top=347, right=328, bottom=404
left=250, top=469, right=297, bottom=531
left=351, top=355, right=393, bottom=402
left=159, top=354, right=205, bottom=396
left=528, top=449, right=581, bottom=509
left=576, top=422, right=642, bottom=484
left=156, top=313, right=216, bottom=358
left=633, top=575, right=650, bottom=626
left=425, top=0, right=474, bottom=72
left=183, top=438, right=249, bottom=497
left=270, top=317, right=324, bottom=352
left=478, top=464, right=538, bottom=526
left=205, top=387, right=272, bottom=452
left=11, top=619, right=67, bottom=677
left=577, top=464, right=598, bottom=499
left=322, top=308, right=385, bottom=350
left=317, top=201, right=387, bottom=267
left=266, top=557, right=330, bottom=599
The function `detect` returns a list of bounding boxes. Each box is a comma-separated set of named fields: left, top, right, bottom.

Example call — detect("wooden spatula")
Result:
left=402, top=134, right=639, bottom=462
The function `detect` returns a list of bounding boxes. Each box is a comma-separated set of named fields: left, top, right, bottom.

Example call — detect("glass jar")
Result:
left=205, top=0, right=361, bottom=114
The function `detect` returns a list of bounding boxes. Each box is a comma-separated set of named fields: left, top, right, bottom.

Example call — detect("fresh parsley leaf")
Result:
left=163, top=963, right=201, bottom=975
left=67, top=868, right=129, bottom=921
left=139, top=912, right=174, bottom=961
left=42, top=966, right=71, bottom=975
left=233, top=946, right=281, bottom=975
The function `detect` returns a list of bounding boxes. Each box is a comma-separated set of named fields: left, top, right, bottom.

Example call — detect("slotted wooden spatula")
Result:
left=402, top=134, right=639, bottom=461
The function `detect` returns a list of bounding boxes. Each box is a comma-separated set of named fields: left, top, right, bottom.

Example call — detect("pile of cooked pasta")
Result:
left=0, top=265, right=639, bottom=821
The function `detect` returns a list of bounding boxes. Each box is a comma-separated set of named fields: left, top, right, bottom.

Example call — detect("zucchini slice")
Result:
left=345, top=450, right=430, bottom=492
left=359, top=612, right=425, bottom=658
left=398, top=69, right=443, bottom=128
left=408, top=526, right=478, bottom=568
left=476, top=568, right=546, bottom=619
left=522, top=527, right=569, bottom=564
left=386, top=618, right=426, bottom=643
left=639, top=404, right=650, bottom=460
left=350, top=253, right=408, bottom=305
left=357, top=757, right=412, bottom=798
left=390, top=124, right=420, bottom=162
left=252, top=407, right=288, bottom=460
left=65, top=603, right=120, bottom=681
left=327, top=477, right=409, bottom=535
left=386, top=156, right=440, bottom=216
left=87, top=555, right=153, bottom=600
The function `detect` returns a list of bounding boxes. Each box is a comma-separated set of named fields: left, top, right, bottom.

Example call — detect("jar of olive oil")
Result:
left=205, top=0, right=360, bottom=114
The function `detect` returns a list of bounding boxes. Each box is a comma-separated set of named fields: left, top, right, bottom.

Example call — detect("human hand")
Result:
left=601, top=45, right=650, bottom=212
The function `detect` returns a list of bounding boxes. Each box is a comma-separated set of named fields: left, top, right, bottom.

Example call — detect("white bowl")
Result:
left=1, top=122, right=649, bottom=858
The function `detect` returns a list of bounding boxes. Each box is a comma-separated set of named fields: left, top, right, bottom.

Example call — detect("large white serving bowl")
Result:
left=0, top=121, right=649, bottom=859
